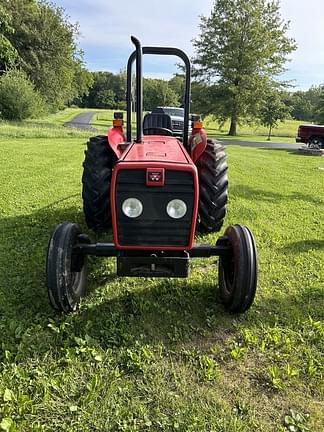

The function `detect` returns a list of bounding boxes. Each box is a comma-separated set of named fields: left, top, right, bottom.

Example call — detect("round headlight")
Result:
left=166, top=199, right=187, bottom=219
left=122, top=198, right=143, bottom=218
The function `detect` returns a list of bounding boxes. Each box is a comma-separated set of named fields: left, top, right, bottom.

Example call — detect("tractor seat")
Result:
left=143, top=113, right=173, bottom=136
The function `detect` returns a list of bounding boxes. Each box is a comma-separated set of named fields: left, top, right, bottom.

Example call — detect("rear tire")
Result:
left=308, top=136, right=324, bottom=149
left=46, top=222, right=86, bottom=313
left=196, top=139, right=228, bottom=233
left=82, top=135, right=115, bottom=232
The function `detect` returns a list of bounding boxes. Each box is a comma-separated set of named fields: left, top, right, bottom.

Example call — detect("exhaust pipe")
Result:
left=131, top=36, right=143, bottom=143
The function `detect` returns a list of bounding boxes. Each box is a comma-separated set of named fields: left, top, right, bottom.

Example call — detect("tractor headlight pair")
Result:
left=122, top=198, right=187, bottom=219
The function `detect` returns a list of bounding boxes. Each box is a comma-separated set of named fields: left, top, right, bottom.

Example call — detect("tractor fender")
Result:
left=189, top=128, right=208, bottom=163
left=107, top=126, right=127, bottom=159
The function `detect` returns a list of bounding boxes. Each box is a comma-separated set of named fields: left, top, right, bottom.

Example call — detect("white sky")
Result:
left=55, top=0, right=324, bottom=90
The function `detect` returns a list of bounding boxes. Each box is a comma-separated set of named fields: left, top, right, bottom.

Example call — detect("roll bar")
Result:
left=127, top=36, right=191, bottom=148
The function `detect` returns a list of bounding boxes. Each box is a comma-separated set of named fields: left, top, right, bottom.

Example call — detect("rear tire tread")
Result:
left=82, top=135, right=116, bottom=232
left=196, top=139, right=228, bottom=233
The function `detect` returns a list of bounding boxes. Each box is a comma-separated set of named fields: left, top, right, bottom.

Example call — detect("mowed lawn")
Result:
left=0, top=136, right=323, bottom=431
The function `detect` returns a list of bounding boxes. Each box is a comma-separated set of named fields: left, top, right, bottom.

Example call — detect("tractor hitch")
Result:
left=117, top=252, right=190, bottom=278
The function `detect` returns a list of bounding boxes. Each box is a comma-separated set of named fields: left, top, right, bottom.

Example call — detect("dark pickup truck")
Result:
left=296, top=124, right=324, bottom=149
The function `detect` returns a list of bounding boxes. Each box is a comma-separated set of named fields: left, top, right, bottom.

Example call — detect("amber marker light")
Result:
left=191, top=114, right=203, bottom=129
left=113, top=112, right=124, bottom=127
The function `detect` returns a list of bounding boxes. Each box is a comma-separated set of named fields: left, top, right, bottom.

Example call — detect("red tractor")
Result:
left=46, top=36, right=258, bottom=314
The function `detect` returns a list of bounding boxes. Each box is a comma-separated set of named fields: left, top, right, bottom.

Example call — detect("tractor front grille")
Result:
left=172, top=120, right=184, bottom=130
left=115, top=169, right=194, bottom=247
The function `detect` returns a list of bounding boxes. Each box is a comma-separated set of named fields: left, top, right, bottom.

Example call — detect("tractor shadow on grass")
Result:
left=0, top=203, right=323, bottom=362
left=0, top=203, right=116, bottom=324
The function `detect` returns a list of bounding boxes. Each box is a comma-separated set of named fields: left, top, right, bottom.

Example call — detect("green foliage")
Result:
left=96, top=89, right=116, bottom=109
left=0, top=70, right=46, bottom=120
left=71, top=63, right=94, bottom=107
left=259, top=90, right=291, bottom=140
left=314, top=85, right=324, bottom=124
left=0, top=4, right=19, bottom=71
left=143, top=78, right=179, bottom=110
left=82, top=71, right=126, bottom=109
left=193, top=0, right=297, bottom=135
left=168, top=74, right=185, bottom=104
left=82, top=71, right=180, bottom=111
left=1, top=0, right=91, bottom=110
left=285, top=86, right=322, bottom=122
left=283, top=409, right=310, bottom=432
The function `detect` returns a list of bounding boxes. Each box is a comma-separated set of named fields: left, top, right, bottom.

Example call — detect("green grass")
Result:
left=92, top=109, right=301, bottom=143
left=26, top=108, right=89, bottom=126
left=203, top=117, right=300, bottom=143
left=0, top=136, right=323, bottom=431
left=0, top=108, right=96, bottom=139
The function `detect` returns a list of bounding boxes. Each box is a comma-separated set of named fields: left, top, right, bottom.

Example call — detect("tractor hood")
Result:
left=120, top=136, right=192, bottom=165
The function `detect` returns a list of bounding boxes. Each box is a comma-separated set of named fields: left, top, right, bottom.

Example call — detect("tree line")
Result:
left=79, top=72, right=183, bottom=112
left=59, top=0, right=324, bottom=137
left=79, top=70, right=324, bottom=135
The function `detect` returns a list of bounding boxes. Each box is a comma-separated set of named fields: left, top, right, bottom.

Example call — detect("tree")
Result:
left=169, top=74, right=185, bottom=105
left=82, top=73, right=179, bottom=111
left=0, top=4, right=19, bottom=71
left=71, top=62, right=94, bottom=106
left=81, top=71, right=126, bottom=109
left=1, top=0, right=91, bottom=110
left=143, top=79, right=179, bottom=111
left=96, top=89, right=116, bottom=109
left=314, top=86, right=324, bottom=124
left=193, top=0, right=296, bottom=135
left=0, top=70, right=46, bottom=120
left=259, top=90, right=290, bottom=140
left=285, top=86, right=322, bottom=122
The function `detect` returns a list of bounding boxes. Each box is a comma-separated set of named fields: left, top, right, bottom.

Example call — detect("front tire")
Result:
left=82, top=135, right=115, bottom=232
left=46, top=222, right=86, bottom=313
left=218, top=224, right=258, bottom=313
left=308, top=137, right=324, bottom=149
left=196, top=139, right=228, bottom=233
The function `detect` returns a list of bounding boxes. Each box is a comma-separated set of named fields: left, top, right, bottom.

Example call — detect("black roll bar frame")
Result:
left=127, top=37, right=191, bottom=149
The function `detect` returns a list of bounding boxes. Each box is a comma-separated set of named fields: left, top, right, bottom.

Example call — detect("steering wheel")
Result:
left=143, top=127, right=173, bottom=136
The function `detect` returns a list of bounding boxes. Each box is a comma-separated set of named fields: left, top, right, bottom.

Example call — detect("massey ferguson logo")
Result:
left=150, top=172, right=161, bottom=181
left=146, top=168, right=165, bottom=186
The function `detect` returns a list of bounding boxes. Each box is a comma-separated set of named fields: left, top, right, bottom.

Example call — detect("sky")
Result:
left=54, top=0, right=324, bottom=90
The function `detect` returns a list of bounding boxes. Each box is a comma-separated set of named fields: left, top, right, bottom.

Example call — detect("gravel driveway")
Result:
left=64, top=112, right=97, bottom=132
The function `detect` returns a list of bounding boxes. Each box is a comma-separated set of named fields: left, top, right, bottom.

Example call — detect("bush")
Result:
left=0, top=70, right=47, bottom=120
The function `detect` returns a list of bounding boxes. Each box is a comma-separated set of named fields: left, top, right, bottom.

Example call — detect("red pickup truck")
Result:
left=296, top=124, right=324, bottom=149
